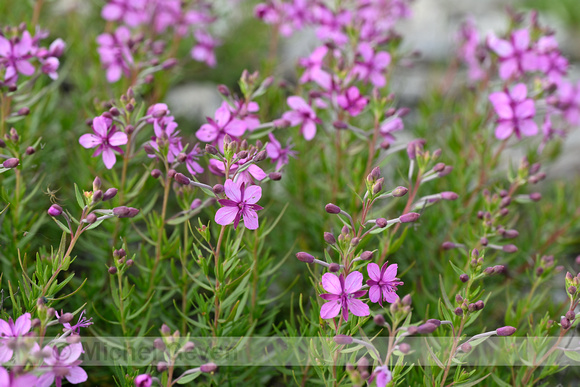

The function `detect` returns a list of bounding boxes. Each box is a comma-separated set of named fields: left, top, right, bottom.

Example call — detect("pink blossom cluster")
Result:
left=0, top=27, right=65, bottom=87
left=257, top=1, right=410, bottom=143
left=97, top=0, right=220, bottom=83
left=456, top=14, right=580, bottom=148
left=0, top=312, right=92, bottom=386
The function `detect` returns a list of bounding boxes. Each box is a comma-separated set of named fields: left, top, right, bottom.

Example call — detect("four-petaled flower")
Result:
left=367, top=262, right=403, bottom=307
left=196, top=102, right=247, bottom=151
left=79, top=115, right=128, bottom=169
left=0, top=313, right=31, bottom=363
left=0, top=31, right=35, bottom=85
left=36, top=343, right=88, bottom=387
left=320, top=271, right=369, bottom=322
left=265, top=133, right=297, bottom=171
left=215, top=179, right=263, bottom=230
left=489, top=83, right=538, bottom=140
left=352, top=42, right=391, bottom=88
left=337, top=86, right=368, bottom=116
left=282, top=96, right=321, bottom=141
left=487, top=29, right=537, bottom=80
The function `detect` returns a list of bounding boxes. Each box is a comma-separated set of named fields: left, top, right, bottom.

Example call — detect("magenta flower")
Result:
left=101, top=0, right=148, bottom=27
left=282, top=96, right=320, bottom=141
left=55, top=310, right=93, bottom=334
left=314, top=7, right=351, bottom=46
left=191, top=30, right=219, bottom=68
left=367, top=263, right=403, bottom=307
left=320, top=271, right=369, bottom=322
left=215, top=179, right=263, bottom=230
left=0, top=313, right=31, bottom=362
left=0, top=367, right=37, bottom=387
left=176, top=143, right=204, bottom=176
left=0, top=31, right=35, bottom=84
left=298, top=46, right=331, bottom=89
left=79, top=115, right=128, bottom=169
left=149, top=117, right=181, bottom=162
left=489, top=83, right=538, bottom=140
left=535, top=36, right=568, bottom=84
left=135, top=374, right=153, bottom=387
left=196, top=102, right=247, bottom=151
left=353, top=43, right=391, bottom=88
left=266, top=133, right=297, bottom=171
left=456, top=18, right=486, bottom=82
left=487, top=29, right=537, bottom=80
left=229, top=99, right=261, bottom=131
left=337, top=86, right=368, bottom=116
left=36, top=343, right=88, bottom=387
left=554, top=80, right=580, bottom=125
left=369, top=366, right=393, bottom=387
left=380, top=117, right=404, bottom=144
left=209, top=157, right=266, bottom=186
left=96, top=26, right=134, bottom=83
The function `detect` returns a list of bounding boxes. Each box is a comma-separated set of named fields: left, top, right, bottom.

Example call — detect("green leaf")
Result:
left=74, top=183, right=85, bottom=209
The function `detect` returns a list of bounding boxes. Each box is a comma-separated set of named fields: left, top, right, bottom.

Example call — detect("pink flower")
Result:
left=366, top=263, right=403, bottom=307
left=191, top=30, right=219, bottom=68
left=176, top=143, right=204, bottom=176
left=554, top=80, right=580, bottom=125
left=369, top=366, right=393, bottom=387
left=0, top=31, right=35, bottom=84
left=282, top=96, right=320, bottom=141
left=535, top=36, right=568, bottom=84
left=135, top=373, right=152, bottom=387
left=208, top=157, right=266, bottom=186
left=149, top=117, right=182, bottom=162
left=380, top=117, right=404, bottom=144
left=298, top=46, right=331, bottom=89
left=0, top=367, right=37, bottom=387
left=487, top=29, right=537, bottom=80
left=36, top=343, right=88, bottom=387
left=229, top=100, right=261, bottom=131
left=196, top=102, right=247, bottom=151
left=0, top=313, right=31, bottom=362
left=352, top=42, right=391, bottom=88
left=215, top=179, right=263, bottom=230
left=337, top=86, right=368, bottom=116
left=489, top=83, right=538, bottom=140
left=313, top=6, right=351, bottom=46
left=79, top=115, right=128, bottom=169
left=266, top=133, right=296, bottom=170
left=456, top=18, right=486, bottom=82
left=320, top=271, right=369, bottom=322
left=101, top=0, right=149, bottom=27
left=96, top=26, right=134, bottom=83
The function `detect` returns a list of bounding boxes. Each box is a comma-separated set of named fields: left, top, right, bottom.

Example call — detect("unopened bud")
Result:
left=324, top=232, right=336, bottom=244
left=399, top=212, right=420, bottom=223
left=2, top=158, right=19, bottom=169
left=108, top=267, right=117, bottom=275
left=325, top=203, right=341, bottom=214
left=399, top=343, right=411, bottom=354
left=174, top=173, right=190, bottom=185
left=296, top=252, right=314, bottom=263
left=417, top=323, right=438, bottom=334
left=374, top=314, right=386, bottom=326
left=459, top=274, right=469, bottom=283
left=48, top=204, right=63, bottom=217
left=376, top=218, right=388, bottom=228
left=392, top=186, right=408, bottom=197
left=329, top=263, right=341, bottom=272
left=200, top=363, right=217, bottom=373
left=334, top=335, right=353, bottom=345
left=503, top=244, right=518, bottom=253
left=360, top=251, right=373, bottom=261
left=205, top=144, right=218, bottom=155
left=269, top=172, right=282, bottom=181
left=103, top=188, right=118, bottom=201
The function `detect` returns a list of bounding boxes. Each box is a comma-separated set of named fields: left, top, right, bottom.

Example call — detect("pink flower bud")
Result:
left=2, top=158, right=19, bottom=169
left=441, top=191, right=458, bottom=200
left=392, top=186, right=408, bottom=197
left=174, top=173, right=190, bottom=185
left=200, top=363, right=217, bottom=373
left=296, top=252, right=314, bottom=263
left=48, top=204, right=63, bottom=217
left=399, top=212, right=420, bottom=223
left=325, top=203, right=341, bottom=214
left=334, top=335, right=353, bottom=345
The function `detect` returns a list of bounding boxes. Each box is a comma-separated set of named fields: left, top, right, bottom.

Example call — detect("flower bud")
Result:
left=475, top=300, right=484, bottom=310
left=454, top=307, right=463, bottom=316
left=561, top=318, right=571, bottom=329
left=360, top=251, right=373, bottom=261
left=324, top=232, right=336, bottom=244
left=376, top=218, right=388, bottom=228
left=157, top=362, right=168, bottom=372
left=392, top=186, right=408, bottom=197
left=460, top=342, right=472, bottom=353
left=48, top=204, right=63, bottom=217
left=480, top=237, right=488, bottom=246
left=402, top=294, right=412, bottom=306
left=154, top=338, right=166, bottom=351
left=529, top=192, right=542, bottom=201
left=58, top=313, right=74, bottom=324
left=112, top=206, right=140, bottom=218
left=502, top=244, right=518, bottom=253
left=86, top=213, right=97, bottom=224
left=455, top=294, right=463, bottom=303
left=167, top=169, right=176, bottom=178
left=334, top=335, right=353, bottom=345
left=459, top=274, right=469, bottom=283
left=217, top=84, right=230, bottom=96
left=503, top=229, right=519, bottom=239
left=566, top=310, right=576, bottom=320
left=103, top=188, right=118, bottom=201
left=441, top=191, right=458, bottom=200
left=126, top=259, right=134, bottom=266
left=25, top=146, right=35, bottom=155
left=417, top=323, right=438, bottom=334
left=368, top=167, right=381, bottom=181
left=182, top=341, right=195, bottom=352
left=407, top=326, right=418, bottom=335
left=439, top=166, right=453, bottom=177
left=2, top=158, right=19, bottom=169
left=357, top=357, right=369, bottom=371
left=333, top=120, right=348, bottom=130
left=174, top=173, right=190, bottom=185
left=160, top=324, right=171, bottom=336
left=108, top=267, right=117, bottom=275
left=151, top=169, right=161, bottom=179
left=406, top=139, right=425, bottom=159
left=373, top=314, right=386, bottom=326
left=325, top=203, right=341, bottom=214
left=399, top=343, right=411, bottom=354
left=426, top=319, right=441, bottom=327
left=442, top=242, right=456, bottom=250
left=200, top=363, right=217, bottom=373
left=205, top=144, right=218, bottom=155
left=269, top=172, right=282, bottom=181
left=17, top=107, right=30, bottom=116
left=254, top=150, right=267, bottom=162
left=399, top=212, right=420, bottom=223
left=568, top=286, right=577, bottom=295
left=296, top=252, right=314, bottom=263
left=433, top=163, right=445, bottom=172
left=329, top=263, right=340, bottom=272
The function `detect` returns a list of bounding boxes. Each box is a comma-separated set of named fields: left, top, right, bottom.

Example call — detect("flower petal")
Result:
left=79, top=134, right=101, bottom=149
left=301, top=120, right=317, bottom=141
left=515, top=99, right=535, bottom=119
left=368, top=285, right=381, bottom=303
left=489, top=92, right=513, bottom=120
left=108, top=131, right=128, bottom=146
left=495, top=121, right=514, bottom=140
left=196, top=123, right=218, bottom=142
left=244, top=185, right=262, bottom=204
left=347, top=298, right=370, bottom=317
left=344, top=271, right=363, bottom=293
left=215, top=206, right=239, bottom=226
left=382, top=264, right=398, bottom=281
left=13, top=313, right=31, bottom=336
left=242, top=208, right=260, bottom=230
left=322, top=273, right=342, bottom=295
left=102, top=147, right=116, bottom=169
left=248, top=165, right=267, bottom=181
left=367, top=263, right=381, bottom=281
left=518, top=119, right=538, bottom=137
left=224, top=179, right=242, bottom=202
left=66, top=366, right=88, bottom=384
left=320, top=300, right=341, bottom=319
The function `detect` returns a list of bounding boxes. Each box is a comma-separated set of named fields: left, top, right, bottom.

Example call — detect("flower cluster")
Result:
left=97, top=0, right=220, bottom=83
